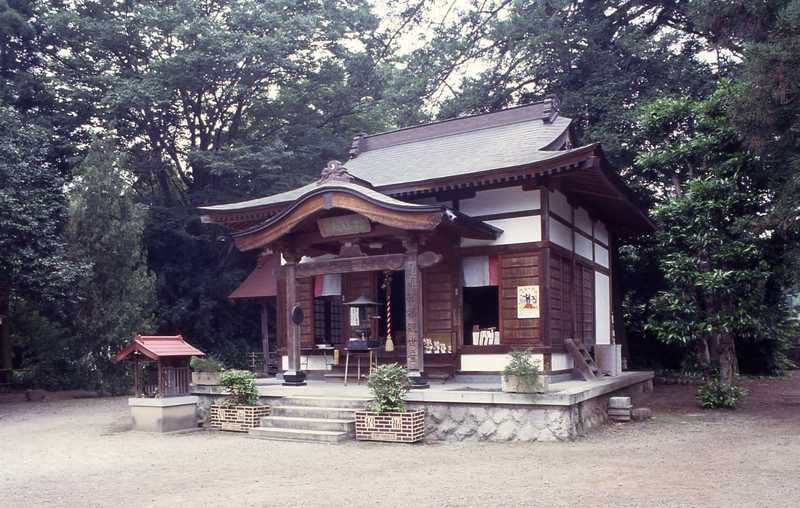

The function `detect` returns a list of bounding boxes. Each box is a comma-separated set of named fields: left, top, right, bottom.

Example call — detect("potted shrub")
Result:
left=501, top=348, right=547, bottom=393
left=190, top=356, right=224, bottom=385
left=208, top=369, right=270, bottom=432
left=355, top=363, right=425, bottom=443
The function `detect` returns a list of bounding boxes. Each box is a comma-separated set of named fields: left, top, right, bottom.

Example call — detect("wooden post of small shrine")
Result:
left=133, top=355, right=140, bottom=397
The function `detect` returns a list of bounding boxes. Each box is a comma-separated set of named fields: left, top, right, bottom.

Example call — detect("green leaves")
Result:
left=367, top=363, right=409, bottom=413
left=220, top=369, right=259, bottom=406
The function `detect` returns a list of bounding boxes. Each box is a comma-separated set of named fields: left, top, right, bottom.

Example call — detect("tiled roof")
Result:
left=115, top=335, right=205, bottom=361
left=198, top=101, right=572, bottom=212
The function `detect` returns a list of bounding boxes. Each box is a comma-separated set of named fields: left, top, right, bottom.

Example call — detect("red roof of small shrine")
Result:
left=114, top=335, right=205, bottom=362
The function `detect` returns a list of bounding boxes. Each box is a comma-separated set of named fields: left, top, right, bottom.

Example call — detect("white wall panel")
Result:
left=594, top=244, right=609, bottom=268
left=461, top=216, right=541, bottom=247
left=551, top=352, right=574, bottom=372
left=574, top=207, right=592, bottom=234
left=460, top=354, right=544, bottom=372
left=595, top=272, right=611, bottom=345
left=459, top=187, right=540, bottom=216
left=548, top=189, right=572, bottom=221
left=595, top=221, right=609, bottom=246
left=549, top=217, right=572, bottom=249
left=574, top=233, right=593, bottom=260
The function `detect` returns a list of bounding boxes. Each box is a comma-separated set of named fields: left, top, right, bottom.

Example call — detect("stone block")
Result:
left=594, top=344, right=622, bottom=376
left=129, top=396, right=198, bottom=432
left=631, top=407, right=653, bottom=420
left=608, top=396, right=632, bottom=409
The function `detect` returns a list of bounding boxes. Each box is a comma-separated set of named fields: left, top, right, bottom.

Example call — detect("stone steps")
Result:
left=260, top=415, right=355, bottom=433
left=268, top=395, right=370, bottom=409
left=248, top=426, right=351, bottom=443
left=248, top=396, right=368, bottom=443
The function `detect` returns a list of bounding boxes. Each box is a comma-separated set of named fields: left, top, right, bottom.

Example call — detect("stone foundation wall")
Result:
left=408, top=377, right=654, bottom=442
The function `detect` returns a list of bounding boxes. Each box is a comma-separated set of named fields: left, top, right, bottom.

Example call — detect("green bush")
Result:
left=190, top=355, right=224, bottom=372
left=220, top=369, right=259, bottom=406
left=367, top=363, right=410, bottom=412
left=696, top=378, right=748, bottom=409
left=503, top=348, right=542, bottom=390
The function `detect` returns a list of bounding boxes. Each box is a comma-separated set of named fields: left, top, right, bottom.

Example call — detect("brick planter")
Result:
left=209, top=404, right=270, bottom=432
left=355, top=410, right=425, bottom=443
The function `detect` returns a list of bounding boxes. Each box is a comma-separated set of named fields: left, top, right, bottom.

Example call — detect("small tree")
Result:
left=367, top=363, right=410, bottom=412
left=220, top=369, right=259, bottom=406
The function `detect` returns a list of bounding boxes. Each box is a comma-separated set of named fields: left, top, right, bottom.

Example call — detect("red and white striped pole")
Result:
left=384, top=271, right=394, bottom=352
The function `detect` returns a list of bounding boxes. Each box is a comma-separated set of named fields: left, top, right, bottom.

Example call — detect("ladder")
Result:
left=564, top=339, right=604, bottom=381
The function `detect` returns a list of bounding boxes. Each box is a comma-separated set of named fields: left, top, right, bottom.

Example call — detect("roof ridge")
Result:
left=350, top=99, right=560, bottom=157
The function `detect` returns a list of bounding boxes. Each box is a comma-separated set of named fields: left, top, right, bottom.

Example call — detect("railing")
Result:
left=139, top=366, right=191, bottom=398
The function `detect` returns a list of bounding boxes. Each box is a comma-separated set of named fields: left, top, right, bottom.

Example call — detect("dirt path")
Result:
left=1, top=375, right=798, bottom=508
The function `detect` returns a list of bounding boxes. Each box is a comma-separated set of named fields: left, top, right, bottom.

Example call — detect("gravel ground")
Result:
left=1, top=374, right=799, bottom=508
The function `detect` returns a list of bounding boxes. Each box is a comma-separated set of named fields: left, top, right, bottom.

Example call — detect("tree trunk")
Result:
left=717, top=333, right=736, bottom=385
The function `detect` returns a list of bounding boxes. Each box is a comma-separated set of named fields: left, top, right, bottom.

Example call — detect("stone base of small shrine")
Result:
left=129, top=396, right=199, bottom=432
left=209, top=404, right=271, bottom=432
left=355, top=410, right=425, bottom=443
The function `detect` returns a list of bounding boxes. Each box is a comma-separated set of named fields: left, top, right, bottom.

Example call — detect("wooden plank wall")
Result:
left=575, top=263, right=594, bottom=346
left=297, top=276, right=314, bottom=347
left=548, top=253, right=573, bottom=348
left=498, top=252, right=542, bottom=347
left=423, top=262, right=456, bottom=345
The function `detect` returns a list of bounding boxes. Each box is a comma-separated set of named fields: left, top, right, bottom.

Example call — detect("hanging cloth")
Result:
left=462, top=255, right=499, bottom=287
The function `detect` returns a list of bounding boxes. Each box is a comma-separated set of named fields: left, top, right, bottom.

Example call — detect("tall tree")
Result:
left=638, top=88, right=796, bottom=383
left=66, top=141, right=157, bottom=392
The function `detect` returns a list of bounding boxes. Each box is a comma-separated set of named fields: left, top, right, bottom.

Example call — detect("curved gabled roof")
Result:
left=230, top=171, right=502, bottom=252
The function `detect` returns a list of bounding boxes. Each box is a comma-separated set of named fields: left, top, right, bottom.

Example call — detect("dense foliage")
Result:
left=1, top=0, right=798, bottom=392
left=503, top=348, right=543, bottom=389
left=367, top=363, right=410, bottom=413
left=220, top=369, right=259, bottom=406
left=696, top=378, right=748, bottom=409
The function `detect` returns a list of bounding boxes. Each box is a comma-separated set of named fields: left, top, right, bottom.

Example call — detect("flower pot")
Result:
left=209, top=404, right=270, bottom=432
left=191, top=371, right=221, bottom=385
left=354, top=410, right=425, bottom=443
left=501, top=374, right=547, bottom=394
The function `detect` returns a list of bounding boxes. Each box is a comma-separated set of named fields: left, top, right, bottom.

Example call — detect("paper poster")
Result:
left=349, top=307, right=360, bottom=326
left=517, top=285, right=540, bottom=319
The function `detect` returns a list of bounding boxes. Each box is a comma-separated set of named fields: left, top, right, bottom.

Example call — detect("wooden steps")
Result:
left=564, top=339, right=607, bottom=381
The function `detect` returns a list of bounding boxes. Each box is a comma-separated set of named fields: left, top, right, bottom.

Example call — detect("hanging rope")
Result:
left=383, top=271, right=394, bottom=352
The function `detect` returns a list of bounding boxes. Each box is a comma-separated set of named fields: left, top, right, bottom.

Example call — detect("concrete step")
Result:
left=248, top=426, right=351, bottom=443
left=269, top=396, right=370, bottom=409
left=260, top=415, right=355, bottom=432
left=270, top=405, right=359, bottom=420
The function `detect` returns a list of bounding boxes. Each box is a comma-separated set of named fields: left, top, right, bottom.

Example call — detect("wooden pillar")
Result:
left=282, top=255, right=306, bottom=385
left=157, top=361, right=163, bottom=399
left=404, top=241, right=428, bottom=388
left=260, top=299, right=270, bottom=377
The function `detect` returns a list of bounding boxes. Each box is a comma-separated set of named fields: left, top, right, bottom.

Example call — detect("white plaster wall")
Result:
left=460, top=353, right=544, bottom=372
left=595, top=221, right=609, bottom=245
left=595, top=272, right=611, bottom=345
left=281, top=355, right=332, bottom=371
left=549, top=217, right=572, bottom=250
left=548, top=189, right=572, bottom=220
left=574, top=233, right=593, bottom=260
left=461, top=216, right=541, bottom=247
left=551, top=352, right=574, bottom=372
left=594, top=244, right=609, bottom=268
left=459, top=187, right=540, bottom=216
left=574, top=207, right=592, bottom=234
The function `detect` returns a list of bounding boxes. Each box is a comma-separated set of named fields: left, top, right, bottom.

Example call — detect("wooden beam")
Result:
left=294, top=253, right=406, bottom=278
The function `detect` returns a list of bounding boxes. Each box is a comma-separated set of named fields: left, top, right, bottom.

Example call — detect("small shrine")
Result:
left=115, top=334, right=205, bottom=432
